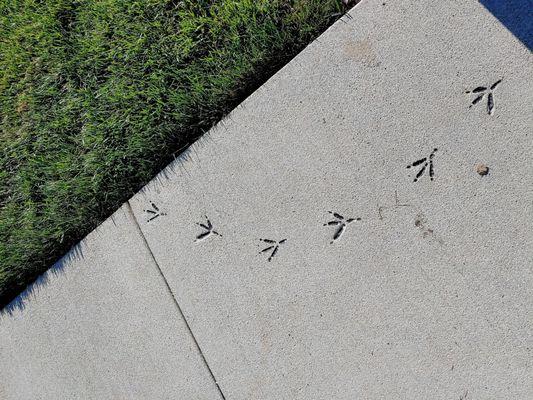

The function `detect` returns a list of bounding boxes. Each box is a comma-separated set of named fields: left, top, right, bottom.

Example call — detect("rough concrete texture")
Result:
left=127, top=0, right=533, bottom=399
left=0, top=205, right=223, bottom=400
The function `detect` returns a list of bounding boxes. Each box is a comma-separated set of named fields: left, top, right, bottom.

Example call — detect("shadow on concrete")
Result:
left=1, top=242, right=85, bottom=316
left=479, top=0, right=532, bottom=50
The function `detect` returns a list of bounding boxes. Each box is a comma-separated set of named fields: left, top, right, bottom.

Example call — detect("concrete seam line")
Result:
left=126, top=201, right=227, bottom=400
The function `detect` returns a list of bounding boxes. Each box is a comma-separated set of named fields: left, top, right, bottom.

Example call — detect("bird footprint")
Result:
left=195, top=216, right=222, bottom=242
left=324, top=211, right=361, bottom=244
left=259, top=238, right=286, bottom=262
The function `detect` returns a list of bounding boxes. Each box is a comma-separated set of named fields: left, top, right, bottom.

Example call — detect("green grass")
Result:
left=0, top=0, right=345, bottom=307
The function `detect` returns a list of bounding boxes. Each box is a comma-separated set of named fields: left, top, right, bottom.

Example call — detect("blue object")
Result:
left=479, top=0, right=533, bottom=50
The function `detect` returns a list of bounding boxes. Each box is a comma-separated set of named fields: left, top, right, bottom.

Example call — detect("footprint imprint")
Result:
left=259, top=238, right=286, bottom=262
left=324, top=211, right=361, bottom=244
left=144, top=202, right=166, bottom=222
left=466, top=78, right=502, bottom=115
left=406, top=148, right=437, bottom=182
left=195, top=216, right=222, bottom=242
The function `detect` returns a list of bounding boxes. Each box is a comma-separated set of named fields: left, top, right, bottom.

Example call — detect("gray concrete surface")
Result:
left=0, top=205, right=223, bottom=400
left=1, top=0, right=532, bottom=399
left=126, top=0, right=533, bottom=399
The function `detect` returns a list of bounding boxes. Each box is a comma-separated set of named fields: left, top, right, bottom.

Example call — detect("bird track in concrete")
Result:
left=195, top=216, right=222, bottom=242
left=466, top=78, right=503, bottom=115
left=323, top=211, right=361, bottom=244
left=406, top=148, right=438, bottom=182
left=259, top=238, right=287, bottom=262
left=143, top=202, right=167, bottom=222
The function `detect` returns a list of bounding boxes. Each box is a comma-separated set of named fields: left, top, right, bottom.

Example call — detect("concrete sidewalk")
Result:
left=1, top=0, right=532, bottom=399
left=0, top=206, right=225, bottom=399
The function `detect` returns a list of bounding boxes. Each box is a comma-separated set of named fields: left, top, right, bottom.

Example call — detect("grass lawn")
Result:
left=0, top=0, right=346, bottom=307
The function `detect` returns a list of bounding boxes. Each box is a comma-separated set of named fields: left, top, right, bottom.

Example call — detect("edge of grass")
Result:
left=0, top=0, right=348, bottom=308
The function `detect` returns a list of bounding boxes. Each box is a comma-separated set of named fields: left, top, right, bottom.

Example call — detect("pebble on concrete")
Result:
left=476, top=164, right=490, bottom=176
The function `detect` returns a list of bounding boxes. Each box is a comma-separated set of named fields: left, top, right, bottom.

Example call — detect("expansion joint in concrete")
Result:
left=126, top=201, right=227, bottom=400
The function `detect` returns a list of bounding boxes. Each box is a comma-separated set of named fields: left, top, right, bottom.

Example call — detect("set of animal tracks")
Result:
left=143, top=142, right=444, bottom=260
left=141, top=208, right=363, bottom=262
left=142, top=78, right=504, bottom=262
left=259, top=211, right=363, bottom=261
